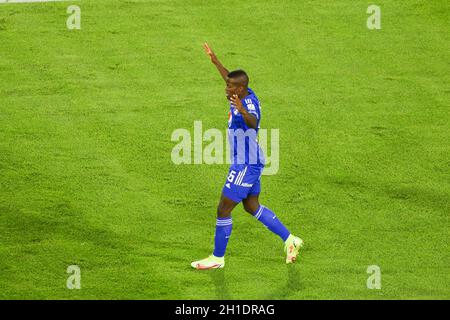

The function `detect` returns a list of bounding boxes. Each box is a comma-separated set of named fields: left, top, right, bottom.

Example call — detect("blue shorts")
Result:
left=222, top=164, right=264, bottom=203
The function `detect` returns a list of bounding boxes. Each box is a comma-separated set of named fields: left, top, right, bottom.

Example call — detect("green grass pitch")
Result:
left=0, top=0, right=449, bottom=299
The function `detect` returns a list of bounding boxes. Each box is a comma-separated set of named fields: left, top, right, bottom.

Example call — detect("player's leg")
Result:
left=217, top=193, right=239, bottom=218
left=213, top=193, right=238, bottom=257
left=191, top=194, right=238, bottom=270
left=242, top=193, right=290, bottom=241
left=243, top=191, right=304, bottom=264
left=191, top=166, right=244, bottom=270
left=211, top=165, right=251, bottom=260
left=242, top=194, right=260, bottom=215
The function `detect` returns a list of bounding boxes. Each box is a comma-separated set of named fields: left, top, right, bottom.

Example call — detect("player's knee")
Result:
left=243, top=202, right=259, bottom=215
left=243, top=204, right=252, bottom=214
left=217, top=203, right=232, bottom=218
left=217, top=209, right=231, bottom=218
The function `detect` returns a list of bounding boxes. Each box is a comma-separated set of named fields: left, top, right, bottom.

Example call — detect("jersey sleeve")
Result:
left=243, top=98, right=260, bottom=119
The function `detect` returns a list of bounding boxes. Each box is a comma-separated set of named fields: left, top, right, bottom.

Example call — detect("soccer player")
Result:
left=191, top=43, right=303, bottom=270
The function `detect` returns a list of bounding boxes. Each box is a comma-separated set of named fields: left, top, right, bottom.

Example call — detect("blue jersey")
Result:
left=227, top=88, right=265, bottom=167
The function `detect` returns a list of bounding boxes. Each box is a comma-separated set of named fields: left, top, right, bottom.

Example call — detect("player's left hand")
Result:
left=230, top=94, right=246, bottom=114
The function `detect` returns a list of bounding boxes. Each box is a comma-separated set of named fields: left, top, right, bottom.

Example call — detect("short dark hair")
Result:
left=227, top=69, right=249, bottom=87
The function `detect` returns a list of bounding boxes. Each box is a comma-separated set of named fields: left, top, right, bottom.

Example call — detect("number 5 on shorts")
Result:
left=227, top=170, right=236, bottom=183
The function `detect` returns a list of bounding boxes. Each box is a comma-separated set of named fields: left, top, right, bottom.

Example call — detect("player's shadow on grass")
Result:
left=209, top=269, right=231, bottom=300
left=265, top=264, right=302, bottom=299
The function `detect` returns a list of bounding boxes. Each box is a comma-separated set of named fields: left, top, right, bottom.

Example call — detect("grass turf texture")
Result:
left=0, top=0, right=449, bottom=299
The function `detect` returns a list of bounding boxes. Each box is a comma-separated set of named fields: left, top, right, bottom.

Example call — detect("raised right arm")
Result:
left=203, top=42, right=229, bottom=82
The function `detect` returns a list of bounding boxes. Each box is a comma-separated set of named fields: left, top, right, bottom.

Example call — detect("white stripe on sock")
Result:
left=254, top=206, right=264, bottom=219
left=216, top=219, right=232, bottom=226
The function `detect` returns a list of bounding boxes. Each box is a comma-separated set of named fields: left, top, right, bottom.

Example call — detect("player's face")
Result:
left=225, top=78, right=243, bottom=100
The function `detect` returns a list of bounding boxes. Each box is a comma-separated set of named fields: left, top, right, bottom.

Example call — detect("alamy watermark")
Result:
left=367, top=5, right=381, bottom=30
left=0, top=1, right=81, bottom=30
left=171, top=121, right=279, bottom=175
left=66, top=265, right=81, bottom=289
left=366, top=265, right=381, bottom=289
left=67, top=5, right=81, bottom=30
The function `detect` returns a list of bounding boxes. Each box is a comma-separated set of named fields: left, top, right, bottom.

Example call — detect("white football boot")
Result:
left=191, top=255, right=225, bottom=270
left=284, top=235, right=304, bottom=264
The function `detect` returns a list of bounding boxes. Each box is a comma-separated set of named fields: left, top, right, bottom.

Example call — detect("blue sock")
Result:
left=253, top=205, right=290, bottom=241
left=213, top=217, right=233, bottom=257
